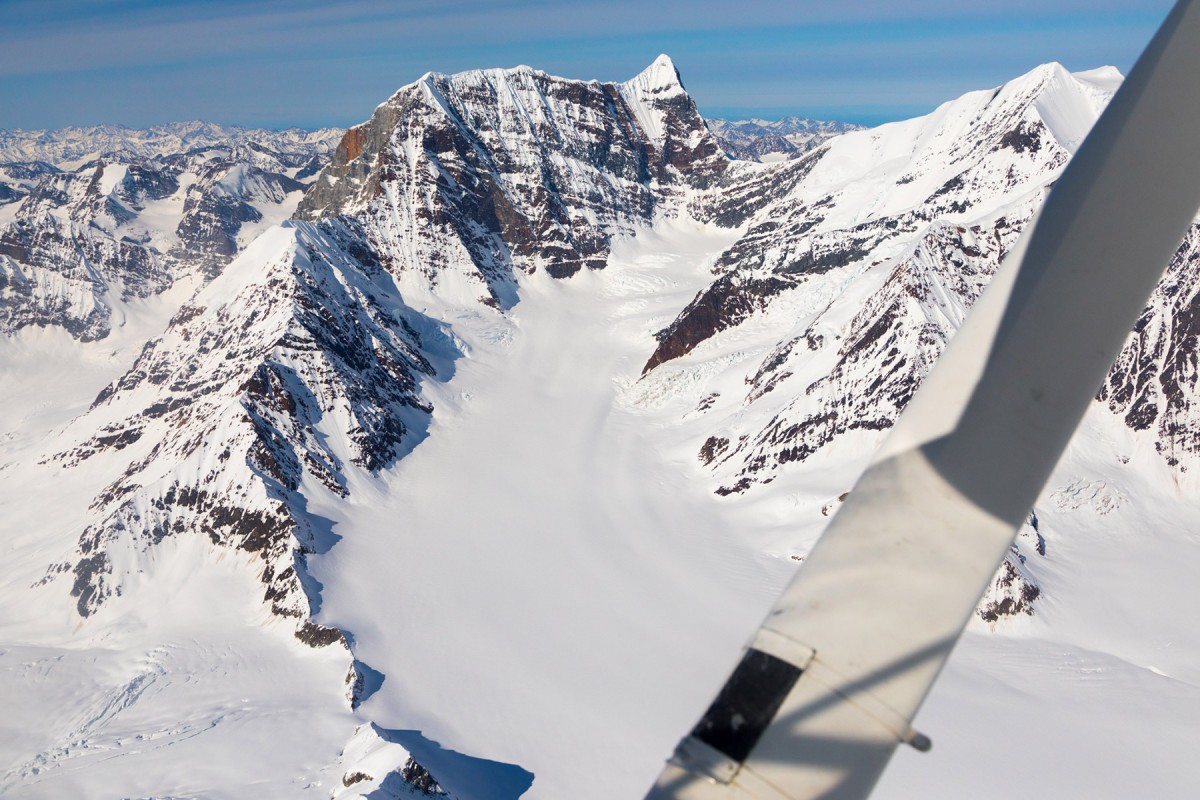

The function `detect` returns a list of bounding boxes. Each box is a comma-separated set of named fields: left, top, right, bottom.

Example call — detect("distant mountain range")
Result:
left=0, top=121, right=342, bottom=168
left=706, top=115, right=865, bottom=161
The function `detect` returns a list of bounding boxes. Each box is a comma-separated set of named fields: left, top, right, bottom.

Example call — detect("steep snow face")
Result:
left=297, top=55, right=726, bottom=305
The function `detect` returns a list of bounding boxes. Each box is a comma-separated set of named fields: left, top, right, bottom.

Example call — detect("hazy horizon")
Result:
left=0, top=1, right=1175, bottom=131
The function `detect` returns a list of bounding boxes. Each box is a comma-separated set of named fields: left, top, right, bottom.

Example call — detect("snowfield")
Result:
left=309, top=218, right=793, bottom=799
left=4, top=210, right=1199, bottom=799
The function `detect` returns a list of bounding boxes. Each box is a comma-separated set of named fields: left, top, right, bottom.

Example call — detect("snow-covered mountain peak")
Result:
left=622, top=53, right=685, bottom=96
left=754, top=60, right=1122, bottom=233
left=297, top=57, right=725, bottom=303
left=1073, top=64, right=1125, bottom=91
left=993, top=61, right=1116, bottom=153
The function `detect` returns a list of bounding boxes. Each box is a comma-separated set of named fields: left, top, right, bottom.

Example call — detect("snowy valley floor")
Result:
left=308, top=218, right=791, bottom=799
left=2, top=216, right=1200, bottom=798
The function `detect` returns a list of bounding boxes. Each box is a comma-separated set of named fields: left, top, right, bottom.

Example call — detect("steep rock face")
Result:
left=48, top=220, right=450, bottom=638
left=297, top=55, right=726, bottom=301
left=1101, top=224, right=1200, bottom=467
left=708, top=212, right=1034, bottom=495
left=645, top=64, right=1116, bottom=508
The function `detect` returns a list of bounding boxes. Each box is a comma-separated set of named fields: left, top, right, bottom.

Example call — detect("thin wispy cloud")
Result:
left=0, top=0, right=1174, bottom=129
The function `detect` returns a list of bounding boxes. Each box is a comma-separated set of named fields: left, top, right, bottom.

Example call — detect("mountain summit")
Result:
left=297, top=55, right=723, bottom=300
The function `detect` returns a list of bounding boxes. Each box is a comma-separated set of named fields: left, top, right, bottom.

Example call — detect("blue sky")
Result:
left=0, top=0, right=1176, bottom=131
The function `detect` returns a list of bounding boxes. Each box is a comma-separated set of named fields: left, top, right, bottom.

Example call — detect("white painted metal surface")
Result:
left=646, top=1, right=1200, bottom=797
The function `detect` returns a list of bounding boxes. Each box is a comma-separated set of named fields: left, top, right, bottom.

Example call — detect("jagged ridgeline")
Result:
left=19, top=57, right=1200, bottom=647
left=295, top=55, right=726, bottom=295
left=40, top=56, right=730, bottom=636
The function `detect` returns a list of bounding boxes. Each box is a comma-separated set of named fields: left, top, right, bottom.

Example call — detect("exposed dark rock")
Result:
left=295, top=621, right=346, bottom=648
left=69, top=552, right=112, bottom=617
left=978, top=557, right=1041, bottom=623
left=699, top=436, right=730, bottom=466
left=997, top=121, right=1044, bottom=154
left=297, top=59, right=726, bottom=302
left=343, top=772, right=373, bottom=788
left=643, top=272, right=795, bottom=373
left=0, top=182, right=24, bottom=204
left=346, top=659, right=386, bottom=710
left=1099, top=226, right=1200, bottom=467
left=400, top=757, right=448, bottom=796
